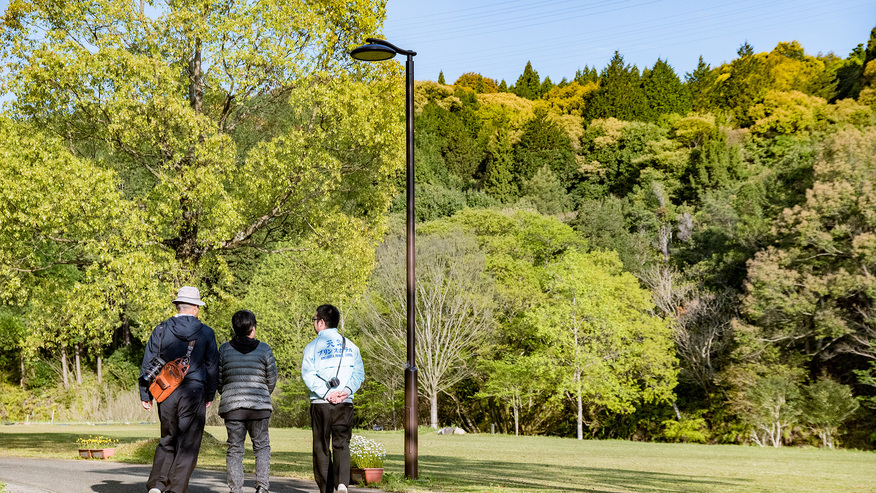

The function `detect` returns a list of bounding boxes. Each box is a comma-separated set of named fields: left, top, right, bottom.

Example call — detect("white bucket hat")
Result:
left=172, top=286, right=206, bottom=306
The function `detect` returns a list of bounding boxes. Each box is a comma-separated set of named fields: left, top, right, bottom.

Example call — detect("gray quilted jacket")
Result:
left=217, top=339, right=277, bottom=416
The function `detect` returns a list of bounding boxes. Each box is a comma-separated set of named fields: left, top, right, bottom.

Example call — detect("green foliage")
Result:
left=514, top=61, right=541, bottom=100
left=513, top=106, right=577, bottom=184
left=714, top=42, right=770, bottom=126
left=584, top=52, right=649, bottom=122
left=801, top=378, right=860, bottom=448
left=686, top=56, right=717, bottom=112
left=662, top=415, right=709, bottom=443
left=741, top=127, right=876, bottom=365
left=0, top=382, right=29, bottom=421
left=483, top=126, right=519, bottom=203
left=454, top=72, right=499, bottom=93
left=737, top=373, right=801, bottom=447
left=520, top=166, right=572, bottom=215
left=530, top=250, right=678, bottom=437
left=642, top=58, right=691, bottom=120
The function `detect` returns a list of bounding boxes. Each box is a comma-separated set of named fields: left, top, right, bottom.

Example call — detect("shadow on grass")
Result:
left=396, top=454, right=752, bottom=493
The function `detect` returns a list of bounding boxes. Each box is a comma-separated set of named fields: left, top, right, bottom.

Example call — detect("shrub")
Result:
left=662, top=416, right=709, bottom=443
left=349, top=434, right=386, bottom=469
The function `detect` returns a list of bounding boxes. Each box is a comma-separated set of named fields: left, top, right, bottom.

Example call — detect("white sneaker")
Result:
left=148, top=489, right=162, bottom=493
left=337, top=485, right=348, bottom=493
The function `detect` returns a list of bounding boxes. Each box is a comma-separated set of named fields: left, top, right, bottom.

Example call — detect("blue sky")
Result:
left=0, top=0, right=872, bottom=86
left=381, top=0, right=876, bottom=84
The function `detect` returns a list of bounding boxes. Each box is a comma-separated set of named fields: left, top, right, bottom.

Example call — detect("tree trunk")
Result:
left=74, top=344, right=82, bottom=386
left=430, top=392, right=438, bottom=429
left=61, top=348, right=69, bottom=389
left=20, top=354, right=25, bottom=389
left=577, top=391, right=583, bottom=440
left=513, top=403, right=519, bottom=436
left=97, top=354, right=102, bottom=384
left=122, top=318, right=131, bottom=347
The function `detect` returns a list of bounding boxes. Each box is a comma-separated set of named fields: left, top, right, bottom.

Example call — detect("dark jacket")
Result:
left=217, top=338, right=277, bottom=418
left=138, top=315, right=219, bottom=402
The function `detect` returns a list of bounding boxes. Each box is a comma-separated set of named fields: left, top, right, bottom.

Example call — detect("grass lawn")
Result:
left=1, top=423, right=874, bottom=492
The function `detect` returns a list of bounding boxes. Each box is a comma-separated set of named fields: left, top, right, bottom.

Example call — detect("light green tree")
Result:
left=530, top=250, right=678, bottom=439
left=801, top=378, right=859, bottom=448
left=0, top=0, right=402, bottom=352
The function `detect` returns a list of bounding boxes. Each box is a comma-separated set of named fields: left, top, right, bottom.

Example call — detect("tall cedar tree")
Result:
left=584, top=52, right=649, bottom=122
left=715, top=42, right=769, bottom=125
left=641, top=59, right=691, bottom=120
left=575, top=66, right=599, bottom=84
left=514, top=61, right=542, bottom=100
left=686, top=56, right=717, bottom=112
left=513, top=107, right=577, bottom=185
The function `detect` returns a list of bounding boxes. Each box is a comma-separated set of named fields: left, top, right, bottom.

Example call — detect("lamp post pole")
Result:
left=350, top=38, right=418, bottom=479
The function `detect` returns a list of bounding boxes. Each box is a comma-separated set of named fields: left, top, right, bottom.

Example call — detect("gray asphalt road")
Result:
left=0, top=457, right=379, bottom=493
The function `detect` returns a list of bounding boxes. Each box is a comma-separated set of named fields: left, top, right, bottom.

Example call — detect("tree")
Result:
left=583, top=52, right=648, bottom=122
left=1, top=0, right=402, bottom=344
left=530, top=250, right=677, bottom=439
left=686, top=56, right=716, bottom=112
left=742, top=127, right=876, bottom=366
left=539, top=76, right=555, bottom=98
left=454, top=72, right=498, bottom=93
left=483, top=126, right=519, bottom=203
left=801, top=378, right=859, bottom=448
left=513, top=106, right=577, bottom=184
left=359, top=231, right=495, bottom=429
left=734, top=373, right=801, bottom=447
left=514, top=61, right=541, bottom=100
left=476, top=355, right=550, bottom=435
left=714, top=42, right=770, bottom=125
left=543, top=81, right=598, bottom=117
left=641, top=58, right=691, bottom=120
left=438, top=71, right=446, bottom=85
left=520, top=166, right=572, bottom=215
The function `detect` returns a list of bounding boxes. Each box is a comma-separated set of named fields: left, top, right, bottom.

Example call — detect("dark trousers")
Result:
left=148, top=381, right=207, bottom=493
left=310, top=403, right=353, bottom=493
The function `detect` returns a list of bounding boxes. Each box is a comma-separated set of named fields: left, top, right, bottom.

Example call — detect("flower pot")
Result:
left=350, top=467, right=383, bottom=485
left=90, top=448, right=116, bottom=459
left=78, top=449, right=92, bottom=459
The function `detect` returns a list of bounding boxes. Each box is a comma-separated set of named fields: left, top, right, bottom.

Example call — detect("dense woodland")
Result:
left=1, top=0, right=875, bottom=449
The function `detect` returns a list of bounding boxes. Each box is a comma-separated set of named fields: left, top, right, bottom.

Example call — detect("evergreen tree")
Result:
left=714, top=42, right=769, bottom=125
left=539, top=76, right=555, bottom=98
left=686, top=56, right=717, bottom=112
left=583, top=52, right=648, bottom=122
left=513, top=107, right=577, bottom=184
left=521, top=166, right=571, bottom=214
left=642, top=59, right=691, bottom=120
left=514, top=61, right=541, bottom=100
left=484, top=127, right=518, bottom=203
left=438, top=70, right=446, bottom=85
left=574, top=66, right=599, bottom=84
left=498, top=79, right=509, bottom=92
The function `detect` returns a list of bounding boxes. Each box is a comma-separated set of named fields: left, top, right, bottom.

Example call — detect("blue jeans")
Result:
left=225, top=418, right=271, bottom=493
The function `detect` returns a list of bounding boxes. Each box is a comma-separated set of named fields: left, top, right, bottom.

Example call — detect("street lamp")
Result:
left=350, top=38, right=418, bottom=479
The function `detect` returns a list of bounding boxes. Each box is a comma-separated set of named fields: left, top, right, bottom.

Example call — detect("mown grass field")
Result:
left=0, top=423, right=873, bottom=492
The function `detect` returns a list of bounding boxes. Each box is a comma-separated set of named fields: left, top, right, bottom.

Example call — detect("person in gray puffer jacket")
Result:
left=218, top=309, right=277, bottom=493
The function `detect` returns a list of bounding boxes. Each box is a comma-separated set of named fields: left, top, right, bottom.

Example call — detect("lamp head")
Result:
left=350, top=43, right=397, bottom=61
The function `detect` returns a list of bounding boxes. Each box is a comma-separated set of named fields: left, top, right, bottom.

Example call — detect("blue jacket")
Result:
left=301, top=328, right=364, bottom=402
left=139, top=315, right=219, bottom=402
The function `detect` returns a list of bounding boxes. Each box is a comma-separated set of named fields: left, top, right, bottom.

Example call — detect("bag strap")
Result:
left=181, top=340, right=195, bottom=366
left=334, top=336, right=347, bottom=380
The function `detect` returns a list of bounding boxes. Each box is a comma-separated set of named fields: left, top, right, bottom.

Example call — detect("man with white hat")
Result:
left=139, top=286, right=219, bottom=493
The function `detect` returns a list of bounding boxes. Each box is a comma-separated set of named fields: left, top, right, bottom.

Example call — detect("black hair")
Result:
left=315, top=304, right=340, bottom=329
left=232, top=309, right=257, bottom=338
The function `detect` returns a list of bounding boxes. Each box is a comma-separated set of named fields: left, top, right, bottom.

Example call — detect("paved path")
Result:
left=0, top=457, right=381, bottom=493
